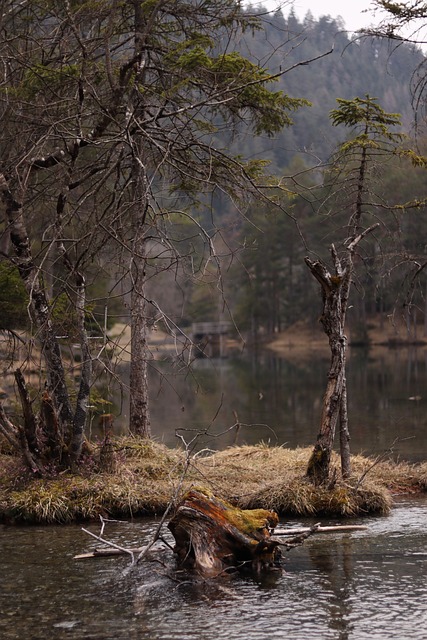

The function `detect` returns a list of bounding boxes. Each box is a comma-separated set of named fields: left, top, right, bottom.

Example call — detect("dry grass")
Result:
left=195, top=446, right=420, bottom=517
left=0, top=439, right=426, bottom=524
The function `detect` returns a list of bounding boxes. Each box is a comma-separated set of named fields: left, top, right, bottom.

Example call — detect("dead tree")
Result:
left=305, top=96, right=409, bottom=484
left=168, top=488, right=280, bottom=576
left=305, top=229, right=378, bottom=484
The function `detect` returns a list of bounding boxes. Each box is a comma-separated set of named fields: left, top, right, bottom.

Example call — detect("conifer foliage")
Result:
left=0, top=0, right=307, bottom=471
left=305, top=95, right=427, bottom=484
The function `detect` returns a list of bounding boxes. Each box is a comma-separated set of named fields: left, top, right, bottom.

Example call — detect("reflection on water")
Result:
left=1, top=496, right=426, bottom=640
left=142, top=347, right=427, bottom=462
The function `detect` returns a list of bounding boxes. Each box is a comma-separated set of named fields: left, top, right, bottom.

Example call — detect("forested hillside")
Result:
left=188, top=8, right=427, bottom=339
left=230, top=8, right=424, bottom=171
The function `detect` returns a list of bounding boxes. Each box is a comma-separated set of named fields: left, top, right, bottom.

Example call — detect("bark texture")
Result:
left=168, top=488, right=280, bottom=576
left=305, top=246, right=351, bottom=484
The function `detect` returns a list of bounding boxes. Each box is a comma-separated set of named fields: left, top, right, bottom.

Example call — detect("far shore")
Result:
left=127, top=314, right=427, bottom=361
left=264, top=315, right=427, bottom=358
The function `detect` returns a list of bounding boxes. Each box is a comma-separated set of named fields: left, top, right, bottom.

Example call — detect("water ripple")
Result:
left=1, top=495, right=427, bottom=639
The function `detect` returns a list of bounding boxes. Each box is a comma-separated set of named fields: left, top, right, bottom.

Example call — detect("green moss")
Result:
left=183, top=487, right=278, bottom=536
left=224, top=506, right=278, bottom=534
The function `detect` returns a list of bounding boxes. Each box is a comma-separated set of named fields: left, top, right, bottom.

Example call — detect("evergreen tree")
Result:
left=0, top=0, right=308, bottom=471
left=305, top=96, right=425, bottom=484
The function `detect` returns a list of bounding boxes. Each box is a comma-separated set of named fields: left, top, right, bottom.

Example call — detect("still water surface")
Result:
left=1, top=495, right=427, bottom=640
left=146, top=347, right=427, bottom=462
left=2, top=347, right=427, bottom=639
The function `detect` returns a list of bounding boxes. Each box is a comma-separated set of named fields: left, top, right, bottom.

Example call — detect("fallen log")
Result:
left=74, top=547, right=146, bottom=560
left=167, top=488, right=280, bottom=576
left=274, top=525, right=367, bottom=536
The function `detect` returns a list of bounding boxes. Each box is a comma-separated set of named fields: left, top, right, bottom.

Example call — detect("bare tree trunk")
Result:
left=40, top=389, right=63, bottom=462
left=339, top=374, right=351, bottom=478
left=129, top=232, right=151, bottom=437
left=128, top=143, right=151, bottom=436
left=305, top=250, right=349, bottom=484
left=69, top=273, right=92, bottom=464
left=127, top=1, right=152, bottom=437
left=15, top=368, right=39, bottom=456
left=0, top=176, right=74, bottom=431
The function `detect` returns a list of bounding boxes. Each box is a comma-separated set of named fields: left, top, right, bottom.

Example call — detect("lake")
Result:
left=1, top=494, right=426, bottom=639
left=143, top=346, right=427, bottom=462
left=2, top=346, right=427, bottom=639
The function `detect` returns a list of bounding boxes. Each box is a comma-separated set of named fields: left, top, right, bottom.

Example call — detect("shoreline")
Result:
left=1, top=439, right=426, bottom=525
left=2, top=316, right=427, bottom=526
left=263, top=316, right=427, bottom=357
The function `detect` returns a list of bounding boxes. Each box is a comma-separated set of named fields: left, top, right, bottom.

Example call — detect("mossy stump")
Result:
left=168, top=488, right=280, bottom=576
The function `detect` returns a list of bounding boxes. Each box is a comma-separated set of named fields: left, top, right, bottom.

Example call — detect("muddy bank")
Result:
left=1, top=439, right=426, bottom=524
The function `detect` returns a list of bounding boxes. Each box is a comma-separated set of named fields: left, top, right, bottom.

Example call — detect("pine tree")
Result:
left=0, top=0, right=308, bottom=471
left=305, top=96, right=416, bottom=484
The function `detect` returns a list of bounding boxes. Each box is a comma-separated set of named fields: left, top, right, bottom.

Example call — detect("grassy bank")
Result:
left=1, top=439, right=426, bottom=524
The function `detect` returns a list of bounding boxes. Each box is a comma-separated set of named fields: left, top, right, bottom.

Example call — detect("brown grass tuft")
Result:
left=0, top=440, right=425, bottom=524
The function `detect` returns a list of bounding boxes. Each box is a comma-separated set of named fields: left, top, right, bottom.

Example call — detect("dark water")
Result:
left=145, top=347, right=427, bottom=462
left=1, top=495, right=427, bottom=640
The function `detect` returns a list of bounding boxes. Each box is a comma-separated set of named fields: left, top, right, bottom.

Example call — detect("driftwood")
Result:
left=274, top=525, right=367, bottom=536
left=74, top=544, right=163, bottom=560
left=167, top=488, right=280, bottom=576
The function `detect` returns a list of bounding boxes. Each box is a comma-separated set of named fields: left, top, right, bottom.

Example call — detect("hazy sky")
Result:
left=253, top=1, right=384, bottom=32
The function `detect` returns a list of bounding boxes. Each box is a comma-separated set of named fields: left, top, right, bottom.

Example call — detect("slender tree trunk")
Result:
left=0, top=176, right=74, bottom=432
left=128, top=140, right=151, bottom=436
left=129, top=232, right=151, bottom=437
left=339, top=374, right=351, bottom=478
left=305, top=248, right=350, bottom=484
left=127, top=0, right=152, bottom=437
left=69, top=272, right=92, bottom=464
left=15, top=368, right=39, bottom=456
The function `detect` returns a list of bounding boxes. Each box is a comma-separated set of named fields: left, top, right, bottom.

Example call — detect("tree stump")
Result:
left=168, top=488, right=280, bottom=576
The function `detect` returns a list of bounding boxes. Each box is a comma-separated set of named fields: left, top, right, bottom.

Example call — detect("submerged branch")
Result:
left=81, top=526, right=137, bottom=563
left=74, top=544, right=164, bottom=560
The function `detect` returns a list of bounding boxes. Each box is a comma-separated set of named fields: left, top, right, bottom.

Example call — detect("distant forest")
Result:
left=230, top=8, right=425, bottom=170
left=182, top=9, right=427, bottom=341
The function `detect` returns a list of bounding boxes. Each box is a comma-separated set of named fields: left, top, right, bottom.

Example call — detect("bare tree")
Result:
left=0, top=0, right=317, bottom=470
left=304, top=96, right=422, bottom=484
